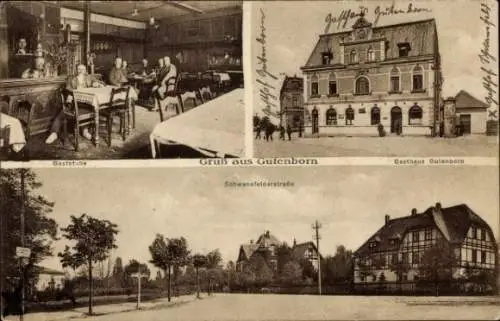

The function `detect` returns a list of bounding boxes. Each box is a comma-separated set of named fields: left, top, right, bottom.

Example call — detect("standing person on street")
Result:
left=286, top=123, right=292, bottom=141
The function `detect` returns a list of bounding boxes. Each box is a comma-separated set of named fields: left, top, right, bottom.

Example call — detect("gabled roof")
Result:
left=256, top=231, right=280, bottom=247
left=455, top=90, right=488, bottom=109
left=292, top=241, right=322, bottom=259
left=280, top=76, right=303, bottom=98
left=354, top=204, right=495, bottom=257
left=238, top=244, right=259, bottom=262
left=303, top=19, right=437, bottom=68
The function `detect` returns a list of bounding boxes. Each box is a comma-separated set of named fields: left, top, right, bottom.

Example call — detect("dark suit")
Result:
left=109, top=67, right=128, bottom=86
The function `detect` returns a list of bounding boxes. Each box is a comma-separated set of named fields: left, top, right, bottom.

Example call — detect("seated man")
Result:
left=152, top=56, right=178, bottom=100
left=21, top=56, right=46, bottom=79
left=108, top=57, right=128, bottom=86
left=45, top=64, right=103, bottom=144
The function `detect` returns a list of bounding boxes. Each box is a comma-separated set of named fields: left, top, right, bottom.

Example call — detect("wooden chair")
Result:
left=156, top=75, right=183, bottom=122
left=61, top=89, right=96, bottom=152
left=100, top=86, right=130, bottom=146
left=200, top=72, right=215, bottom=102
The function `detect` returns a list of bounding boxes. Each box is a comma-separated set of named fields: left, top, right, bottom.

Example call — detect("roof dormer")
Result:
left=351, top=11, right=373, bottom=41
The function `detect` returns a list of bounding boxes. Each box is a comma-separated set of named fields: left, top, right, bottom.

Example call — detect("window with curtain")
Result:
left=390, top=67, right=400, bottom=92
left=412, top=65, right=424, bottom=91
left=350, top=50, right=358, bottom=64
left=326, top=107, right=337, bottom=125
left=355, top=76, right=370, bottom=95
left=328, top=73, right=337, bottom=95
left=409, top=105, right=423, bottom=125
left=367, top=46, right=375, bottom=62
left=311, top=75, right=319, bottom=96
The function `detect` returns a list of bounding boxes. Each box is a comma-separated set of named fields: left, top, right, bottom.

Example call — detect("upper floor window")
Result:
left=326, top=107, right=337, bottom=125
left=371, top=106, right=380, bottom=125
left=390, top=67, right=400, bottom=92
left=412, top=231, right=420, bottom=242
left=311, top=75, right=319, bottom=96
left=350, top=50, right=358, bottom=64
left=472, top=249, right=477, bottom=263
left=369, top=241, right=378, bottom=249
left=409, top=105, right=423, bottom=125
left=345, top=106, right=355, bottom=125
left=425, top=228, right=432, bottom=240
left=480, top=228, right=486, bottom=240
left=412, top=65, right=424, bottom=91
left=472, top=227, right=478, bottom=239
left=398, top=42, right=411, bottom=57
left=322, top=51, right=333, bottom=65
left=328, top=73, right=337, bottom=95
left=402, top=252, right=409, bottom=264
left=355, top=76, right=370, bottom=95
left=292, top=96, right=298, bottom=107
left=367, top=46, right=375, bottom=62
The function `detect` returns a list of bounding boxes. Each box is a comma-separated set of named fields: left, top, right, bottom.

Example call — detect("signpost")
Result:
left=130, top=271, right=148, bottom=309
left=15, top=247, right=31, bottom=259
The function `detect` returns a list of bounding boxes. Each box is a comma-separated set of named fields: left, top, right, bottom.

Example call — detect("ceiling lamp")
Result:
left=132, top=8, right=138, bottom=16
left=149, top=16, right=155, bottom=26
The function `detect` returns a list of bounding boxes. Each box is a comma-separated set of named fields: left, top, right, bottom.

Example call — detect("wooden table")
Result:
left=150, top=88, right=244, bottom=158
left=73, top=86, right=138, bottom=146
left=0, top=112, right=26, bottom=153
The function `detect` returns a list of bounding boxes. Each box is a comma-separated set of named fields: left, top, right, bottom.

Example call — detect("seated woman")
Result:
left=45, top=64, right=104, bottom=144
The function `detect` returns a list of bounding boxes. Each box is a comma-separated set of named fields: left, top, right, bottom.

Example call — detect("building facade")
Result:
left=236, top=231, right=322, bottom=273
left=454, top=90, right=488, bottom=135
left=353, top=203, right=497, bottom=293
left=301, top=14, right=443, bottom=137
left=280, top=76, right=304, bottom=131
left=33, top=266, right=67, bottom=292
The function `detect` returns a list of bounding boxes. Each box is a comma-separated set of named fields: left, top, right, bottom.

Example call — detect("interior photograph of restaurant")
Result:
left=0, top=1, right=244, bottom=160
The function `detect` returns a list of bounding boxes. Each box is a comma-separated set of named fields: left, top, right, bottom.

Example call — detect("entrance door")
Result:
left=459, top=114, right=471, bottom=135
left=312, top=108, right=319, bottom=134
left=390, top=106, right=402, bottom=134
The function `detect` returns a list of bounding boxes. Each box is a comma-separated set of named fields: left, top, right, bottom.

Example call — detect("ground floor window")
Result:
left=409, top=105, right=423, bottom=125
left=326, top=108, right=337, bottom=125
left=345, top=107, right=355, bottom=125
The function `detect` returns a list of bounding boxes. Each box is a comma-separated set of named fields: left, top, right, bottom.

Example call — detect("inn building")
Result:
left=279, top=75, right=304, bottom=131
left=300, top=13, right=443, bottom=137
left=353, top=203, right=498, bottom=294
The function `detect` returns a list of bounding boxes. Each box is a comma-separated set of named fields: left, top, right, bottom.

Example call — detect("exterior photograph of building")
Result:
left=301, top=14, right=442, bottom=137
left=353, top=203, right=498, bottom=294
left=252, top=1, right=498, bottom=157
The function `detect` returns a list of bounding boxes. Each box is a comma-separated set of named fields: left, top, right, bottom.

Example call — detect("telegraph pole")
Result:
left=312, top=220, right=322, bottom=295
left=131, top=267, right=147, bottom=310
left=20, top=170, right=26, bottom=321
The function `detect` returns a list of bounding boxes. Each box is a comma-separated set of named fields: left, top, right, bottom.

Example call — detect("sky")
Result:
left=251, top=0, right=499, bottom=118
left=33, top=166, right=499, bottom=273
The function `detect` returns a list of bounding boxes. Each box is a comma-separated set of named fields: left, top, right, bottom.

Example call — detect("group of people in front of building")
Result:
left=43, top=55, right=177, bottom=145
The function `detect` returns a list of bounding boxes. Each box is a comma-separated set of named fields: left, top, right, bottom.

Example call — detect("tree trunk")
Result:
left=167, top=265, right=171, bottom=302
left=88, top=261, right=93, bottom=315
left=196, top=268, right=200, bottom=299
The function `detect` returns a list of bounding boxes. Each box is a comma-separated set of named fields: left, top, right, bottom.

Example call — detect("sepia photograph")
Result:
left=1, top=166, right=499, bottom=320
left=0, top=1, right=244, bottom=161
left=251, top=0, right=499, bottom=158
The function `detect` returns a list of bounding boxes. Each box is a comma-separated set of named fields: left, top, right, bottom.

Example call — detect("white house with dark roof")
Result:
left=33, top=266, right=67, bottom=291
left=353, top=203, right=497, bottom=293
left=454, top=90, right=488, bottom=135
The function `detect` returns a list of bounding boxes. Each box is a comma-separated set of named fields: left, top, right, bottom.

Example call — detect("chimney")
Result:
left=385, top=215, right=390, bottom=225
left=265, top=230, right=270, bottom=237
left=411, top=208, right=418, bottom=216
left=293, top=238, right=297, bottom=247
left=250, top=240, right=254, bottom=244
left=435, top=202, right=442, bottom=210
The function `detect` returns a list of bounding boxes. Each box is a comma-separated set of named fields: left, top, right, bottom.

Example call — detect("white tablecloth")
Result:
left=150, top=88, right=244, bottom=158
left=0, top=112, right=26, bottom=153
left=73, top=86, right=138, bottom=109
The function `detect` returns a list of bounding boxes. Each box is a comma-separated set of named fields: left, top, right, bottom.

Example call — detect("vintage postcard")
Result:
left=0, top=1, right=244, bottom=161
left=251, top=0, right=499, bottom=158
left=1, top=166, right=499, bottom=320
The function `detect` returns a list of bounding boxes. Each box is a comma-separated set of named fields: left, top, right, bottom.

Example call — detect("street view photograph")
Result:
left=0, top=166, right=499, bottom=320
left=251, top=0, right=499, bottom=157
